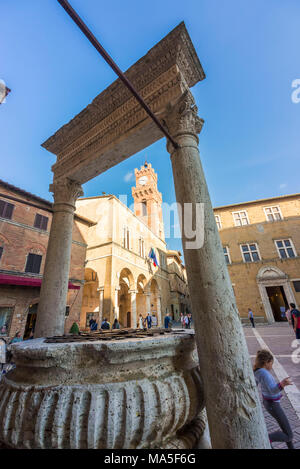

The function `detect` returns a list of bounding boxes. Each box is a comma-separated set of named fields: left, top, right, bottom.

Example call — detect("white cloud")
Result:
left=124, top=171, right=134, bottom=183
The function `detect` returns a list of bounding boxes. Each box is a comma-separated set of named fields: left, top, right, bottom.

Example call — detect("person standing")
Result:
left=0, top=338, right=6, bottom=376
left=100, top=318, right=110, bottom=330
left=10, top=332, right=23, bottom=344
left=152, top=314, right=157, bottom=328
left=254, top=349, right=294, bottom=449
left=290, top=303, right=300, bottom=340
left=164, top=313, right=172, bottom=329
left=180, top=312, right=185, bottom=329
left=248, top=308, right=255, bottom=328
left=139, top=314, right=144, bottom=329
left=112, top=318, right=120, bottom=330
left=285, top=307, right=294, bottom=328
left=146, top=313, right=152, bottom=329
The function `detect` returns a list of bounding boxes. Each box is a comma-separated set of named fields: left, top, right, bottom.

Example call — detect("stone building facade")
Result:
left=214, top=193, right=300, bottom=323
left=167, top=250, right=191, bottom=321
left=76, top=162, right=190, bottom=329
left=0, top=180, right=93, bottom=340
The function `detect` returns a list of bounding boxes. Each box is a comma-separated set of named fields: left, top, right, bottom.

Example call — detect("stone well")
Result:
left=0, top=331, right=206, bottom=449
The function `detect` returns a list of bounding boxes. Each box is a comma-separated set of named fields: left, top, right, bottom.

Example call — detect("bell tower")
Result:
left=132, top=162, right=164, bottom=240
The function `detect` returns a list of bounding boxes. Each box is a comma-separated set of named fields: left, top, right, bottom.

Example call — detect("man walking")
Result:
left=248, top=308, right=255, bottom=328
left=146, top=313, right=152, bottom=329
left=290, top=303, right=300, bottom=340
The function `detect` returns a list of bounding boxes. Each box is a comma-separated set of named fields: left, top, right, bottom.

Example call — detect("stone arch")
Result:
left=150, top=278, right=161, bottom=326
left=118, top=268, right=135, bottom=328
left=136, top=274, right=148, bottom=321
left=257, top=265, right=295, bottom=323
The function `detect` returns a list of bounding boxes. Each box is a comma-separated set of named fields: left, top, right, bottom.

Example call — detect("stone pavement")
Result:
left=244, top=323, right=300, bottom=449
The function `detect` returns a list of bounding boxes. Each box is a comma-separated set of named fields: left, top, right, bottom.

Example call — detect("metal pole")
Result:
left=57, top=0, right=179, bottom=149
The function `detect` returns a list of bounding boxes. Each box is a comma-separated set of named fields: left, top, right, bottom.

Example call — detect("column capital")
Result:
left=50, top=178, right=83, bottom=213
left=164, top=90, right=204, bottom=153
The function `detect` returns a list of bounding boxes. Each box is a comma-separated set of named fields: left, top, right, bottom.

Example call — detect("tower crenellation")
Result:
left=132, top=161, right=164, bottom=240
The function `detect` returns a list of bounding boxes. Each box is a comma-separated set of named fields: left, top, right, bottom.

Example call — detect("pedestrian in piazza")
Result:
left=248, top=308, right=255, bottom=328
left=152, top=314, right=157, bottom=327
left=100, top=318, right=110, bottom=330
left=146, top=313, right=152, bottom=329
left=285, top=307, right=294, bottom=328
left=187, top=313, right=192, bottom=329
left=180, top=312, right=185, bottom=329
left=164, top=313, right=172, bottom=329
left=290, top=303, right=300, bottom=340
left=138, top=314, right=144, bottom=329
left=9, top=332, right=23, bottom=344
left=0, top=338, right=6, bottom=375
left=112, top=318, right=120, bottom=330
left=254, top=349, right=294, bottom=449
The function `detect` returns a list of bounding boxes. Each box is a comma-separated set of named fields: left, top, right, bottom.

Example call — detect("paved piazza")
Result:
left=244, top=323, right=300, bottom=449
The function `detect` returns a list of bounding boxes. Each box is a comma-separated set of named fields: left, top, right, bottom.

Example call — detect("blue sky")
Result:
left=1, top=0, right=299, bottom=252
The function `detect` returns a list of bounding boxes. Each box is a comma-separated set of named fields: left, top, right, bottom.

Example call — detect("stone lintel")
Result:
left=42, top=22, right=205, bottom=184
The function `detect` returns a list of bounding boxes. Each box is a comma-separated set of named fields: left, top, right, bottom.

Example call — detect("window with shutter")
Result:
left=0, top=200, right=14, bottom=220
left=34, top=214, right=48, bottom=231
left=25, top=253, right=42, bottom=274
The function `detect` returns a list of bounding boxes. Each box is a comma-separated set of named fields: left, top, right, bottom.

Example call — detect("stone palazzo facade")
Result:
left=0, top=180, right=93, bottom=341
left=215, top=193, right=300, bottom=323
left=76, top=162, right=190, bottom=329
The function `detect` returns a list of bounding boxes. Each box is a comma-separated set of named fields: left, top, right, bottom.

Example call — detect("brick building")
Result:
left=214, top=193, right=300, bottom=323
left=0, top=180, right=94, bottom=341
left=166, top=250, right=191, bottom=321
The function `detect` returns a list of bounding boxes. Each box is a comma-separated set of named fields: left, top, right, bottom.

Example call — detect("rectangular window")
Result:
left=275, top=239, right=296, bottom=259
left=241, top=243, right=260, bottom=262
left=223, top=246, right=231, bottom=264
left=25, top=253, right=42, bottom=274
left=233, top=210, right=249, bottom=227
left=264, top=206, right=282, bottom=222
left=139, top=237, right=145, bottom=257
left=123, top=227, right=130, bottom=250
left=0, top=306, right=13, bottom=336
left=142, top=201, right=147, bottom=216
left=293, top=281, right=300, bottom=293
left=215, top=215, right=222, bottom=230
left=34, top=214, right=48, bottom=231
left=0, top=246, right=3, bottom=261
left=0, top=200, right=14, bottom=220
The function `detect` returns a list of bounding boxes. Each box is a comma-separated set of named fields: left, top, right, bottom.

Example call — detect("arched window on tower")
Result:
left=142, top=200, right=147, bottom=216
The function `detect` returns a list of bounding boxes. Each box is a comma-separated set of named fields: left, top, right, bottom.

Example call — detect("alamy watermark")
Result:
left=100, top=196, right=206, bottom=250
left=291, top=79, right=300, bottom=103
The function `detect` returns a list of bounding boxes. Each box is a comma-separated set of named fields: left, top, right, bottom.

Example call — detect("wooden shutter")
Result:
left=25, top=254, right=42, bottom=274
left=41, top=216, right=48, bottom=231
left=34, top=214, right=48, bottom=231
left=34, top=214, right=42, bottom=229
left=0, top=201, right=14, bottom=220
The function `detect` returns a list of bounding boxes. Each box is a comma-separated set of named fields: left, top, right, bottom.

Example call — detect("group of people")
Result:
left=180, top=312, right=192, bottom=329
left=248, top=303, right=300, bottom=340
left=89, top=317, right=120, bottom=331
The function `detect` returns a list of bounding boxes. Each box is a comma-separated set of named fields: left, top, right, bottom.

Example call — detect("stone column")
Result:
left=114, top=287, right=120, bottom=320
left=157, top=296, right=162, bottom=326
left=129, top=290, right=137, bottom=329
left=164, top=90, right=270, bottom=449
left=98, top=287, right=104, bottom=325
left=145, top=292, right=151, bottom=315
left=35, top=179, right=83, bottom=338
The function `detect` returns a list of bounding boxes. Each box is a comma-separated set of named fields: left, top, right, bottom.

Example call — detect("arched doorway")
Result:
left=118, top=268, right=134, bottom=328
left=150, top=279, right=160, bottom=326
left=82, top=268, right=99, bottom=329
left=136, top=274, right=147, bottom=320
left=257, top=266, right=295, bottom=323
left=24, top=303, right=38, bottom=339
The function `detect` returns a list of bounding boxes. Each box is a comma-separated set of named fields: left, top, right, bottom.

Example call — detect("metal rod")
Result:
left=57, top=0, right=179, bottom=149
